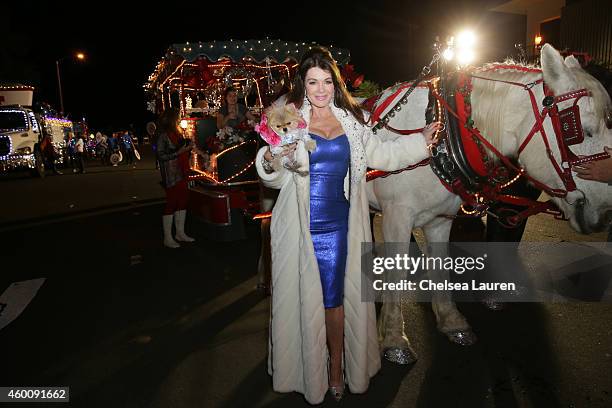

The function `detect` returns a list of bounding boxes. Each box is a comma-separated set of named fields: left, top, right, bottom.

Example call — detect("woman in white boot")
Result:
left=156, top=108, right=197, bottom=248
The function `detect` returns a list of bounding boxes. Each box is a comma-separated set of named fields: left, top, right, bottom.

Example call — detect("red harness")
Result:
left=368, top=81, right=430, bottom=136
left=367, top=67, right=610, bottom=225
left=365, top=82, right=431, bottom=182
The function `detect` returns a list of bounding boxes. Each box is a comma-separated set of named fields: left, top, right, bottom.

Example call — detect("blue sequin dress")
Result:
left=309, top=133, right=350, bottom=309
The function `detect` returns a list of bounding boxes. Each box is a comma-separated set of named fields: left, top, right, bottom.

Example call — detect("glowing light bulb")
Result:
left=456, top=30, right=476, bottom=49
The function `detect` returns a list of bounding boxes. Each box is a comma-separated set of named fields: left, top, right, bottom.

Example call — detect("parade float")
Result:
left=0, top=85, right=70, bottom=176
left=0, top=84, right=44, bottom=176
left=145, top=39, right=351, bottom=239
left=36, top=103, right=76, bottom=166
left=0, top=84, right=78, bottom=177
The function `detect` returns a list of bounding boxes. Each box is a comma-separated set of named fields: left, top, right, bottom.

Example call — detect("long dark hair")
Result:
left=287, top=46, right=365, bottom=124
left=221, top=86, right=237, bottom=110
left=157, top=108, right=180, bottom=134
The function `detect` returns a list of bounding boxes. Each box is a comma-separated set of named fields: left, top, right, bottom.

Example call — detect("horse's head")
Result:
left=530, top=44, right=612, bottom=233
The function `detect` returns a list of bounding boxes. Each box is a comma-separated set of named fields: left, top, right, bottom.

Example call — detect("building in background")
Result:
left=491, top=0, right=612, bottom=66
left=490, top=0, right=565, bottom=57
left=561, top=0, right=612, bottom=66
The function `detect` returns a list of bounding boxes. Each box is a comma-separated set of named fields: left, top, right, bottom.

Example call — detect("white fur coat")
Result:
left=255, top=98, right=429, bottom=404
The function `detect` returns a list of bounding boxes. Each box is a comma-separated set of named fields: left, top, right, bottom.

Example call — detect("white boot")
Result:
left=163, top=214, right=180, bottom=248
left=174, top=210, right=195, bottom=242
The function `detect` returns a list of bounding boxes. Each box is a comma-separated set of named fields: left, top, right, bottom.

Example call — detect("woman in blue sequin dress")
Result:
left=309, top=132, right=350, bottom=309
left=257, top=47, right=439, bottom=404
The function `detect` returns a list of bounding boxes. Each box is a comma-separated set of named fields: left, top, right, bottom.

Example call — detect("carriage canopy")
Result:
left=144, top=39, right=351, bottom=115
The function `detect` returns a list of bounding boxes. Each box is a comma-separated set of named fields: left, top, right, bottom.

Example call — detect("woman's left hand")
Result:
left=423, top=122, right=442, bottom=145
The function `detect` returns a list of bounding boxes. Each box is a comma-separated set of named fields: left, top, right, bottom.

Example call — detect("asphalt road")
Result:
left=0, top=148, right=611, bottom=407
left=0, top=146, right=165, bottom=229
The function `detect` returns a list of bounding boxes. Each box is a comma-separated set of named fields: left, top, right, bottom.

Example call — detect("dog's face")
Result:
left=266, top=104, right=304, bottom=136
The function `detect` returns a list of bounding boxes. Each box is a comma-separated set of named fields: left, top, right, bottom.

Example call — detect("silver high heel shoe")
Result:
left=328, top=384, right=345, bottom=402
left=328, top=360, right=345, bottom=402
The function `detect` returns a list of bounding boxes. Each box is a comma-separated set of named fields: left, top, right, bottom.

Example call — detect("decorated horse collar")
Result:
left=428, top=67, right=609, bottom=224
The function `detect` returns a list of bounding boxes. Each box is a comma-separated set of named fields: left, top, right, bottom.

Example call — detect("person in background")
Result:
left=122, top=131, right=136, bottom=167
left=97, top=133, right=109, bottom=165
left=130, top=124, right=143, bottom=146
left=216, top=86, right=257, bottom=129
left=156, top=108, right=205, bottom=248
left=74, top=135, right=85, bottom=173
left=575, top=146, right=612, bottom=241
left=40, top=132, right=62, bottom=175
left=65, top=131, right=76, bottom=170
left=107, top=133, right=120, bottom=166
left=574, top=146, right=612, bottom=185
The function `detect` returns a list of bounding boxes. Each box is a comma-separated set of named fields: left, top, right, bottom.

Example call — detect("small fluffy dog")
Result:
left=256, top=103, right=316, bottom=176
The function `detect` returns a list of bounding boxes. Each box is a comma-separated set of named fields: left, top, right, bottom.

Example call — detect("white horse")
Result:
left=368, top=44, right=612, bottom=362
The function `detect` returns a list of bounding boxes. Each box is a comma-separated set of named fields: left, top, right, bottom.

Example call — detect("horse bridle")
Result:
left=466, top=72, right=610, bottom=198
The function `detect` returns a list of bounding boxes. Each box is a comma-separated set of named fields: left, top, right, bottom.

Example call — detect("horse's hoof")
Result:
left=482, top=297, right=505, bottom=311
left=446, top=329, right=477, bottom=346
left=382, top=346, right=418, bottom=365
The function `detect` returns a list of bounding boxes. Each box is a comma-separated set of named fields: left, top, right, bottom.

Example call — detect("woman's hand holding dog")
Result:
left=264, top=142, right=297, bottom=162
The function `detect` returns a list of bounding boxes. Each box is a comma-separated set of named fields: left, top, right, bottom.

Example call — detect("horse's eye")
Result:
left=606, top=111, right=612, bottom=129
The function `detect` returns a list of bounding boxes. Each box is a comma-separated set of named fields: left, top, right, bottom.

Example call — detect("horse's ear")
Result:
left=542, top=44, right=576, bottom=94
left=564, top=55, right=582, bottom=69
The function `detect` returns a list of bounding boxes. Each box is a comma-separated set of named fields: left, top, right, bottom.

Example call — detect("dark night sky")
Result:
left=3, top=0, right=520, bottom=134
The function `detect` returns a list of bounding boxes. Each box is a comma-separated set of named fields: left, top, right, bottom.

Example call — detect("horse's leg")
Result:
left=422, top=216, right=477, bottom=346
left=378, top=205, right=418, bottom=364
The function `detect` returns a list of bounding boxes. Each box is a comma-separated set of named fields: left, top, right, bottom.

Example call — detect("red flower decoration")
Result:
left=340, top=64, right=365, bottom=89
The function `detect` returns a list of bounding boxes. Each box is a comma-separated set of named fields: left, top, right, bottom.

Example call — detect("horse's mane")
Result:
left=469, top=59, right=612, bottom=158
left=469, top=62, right=542, bottom=156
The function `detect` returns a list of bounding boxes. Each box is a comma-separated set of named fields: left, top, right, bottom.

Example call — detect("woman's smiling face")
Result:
left=305, top=67, right=334, bottom=108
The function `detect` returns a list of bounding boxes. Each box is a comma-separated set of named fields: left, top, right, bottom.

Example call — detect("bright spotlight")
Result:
left=442, top=48, right=455, bottom=61
left=457, top=49, right=475, bottom=65
left=456, top=30, right=476, bottom=49
left=179, top=119, right=188, bottom=129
